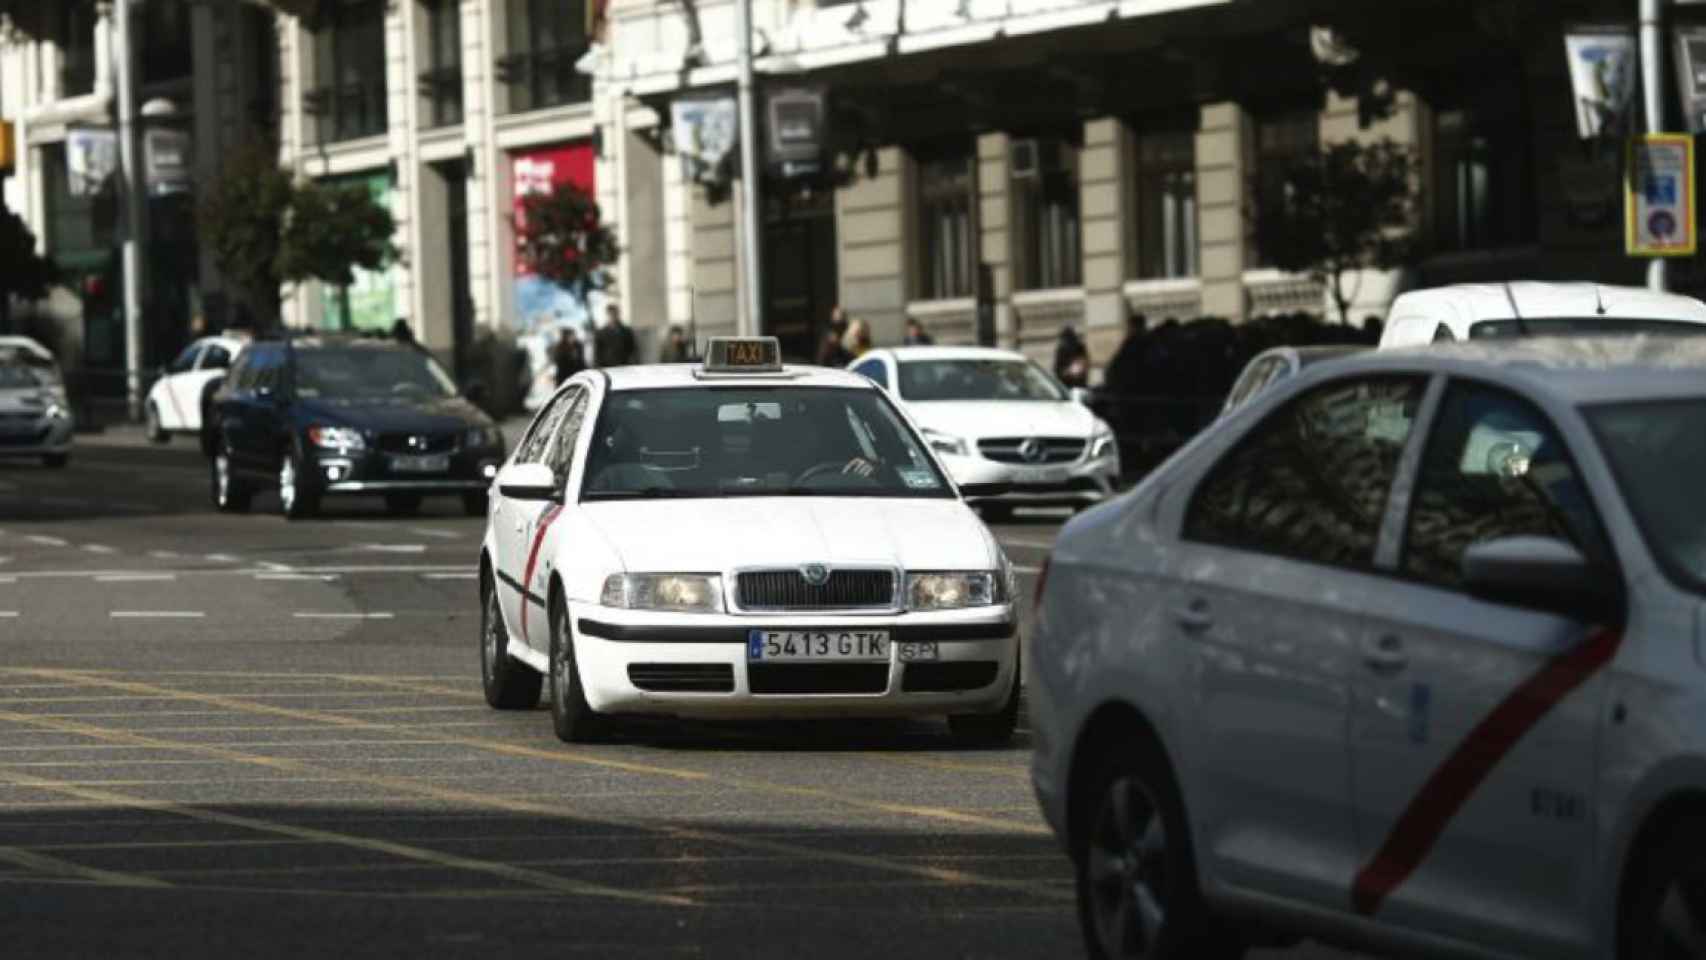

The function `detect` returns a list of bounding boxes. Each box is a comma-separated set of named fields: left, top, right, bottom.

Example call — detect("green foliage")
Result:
left=1251, top=139, right=1420, bottom=323
left=0, top=203, right=57, bottom=304
left=276, top=181, right=397, bottom=289
left=512, top=181, right=619, bottom=292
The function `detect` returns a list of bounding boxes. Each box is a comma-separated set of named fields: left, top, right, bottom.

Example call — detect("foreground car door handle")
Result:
left=1173, top=600, right=1213, bottom=633
left=1363, top=635, right=1408, bottom=673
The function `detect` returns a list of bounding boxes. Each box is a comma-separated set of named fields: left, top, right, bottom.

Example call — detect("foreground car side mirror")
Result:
left=1461, top=536, right=1621, bottom=623
left=497, top=462, right=560, bottom=501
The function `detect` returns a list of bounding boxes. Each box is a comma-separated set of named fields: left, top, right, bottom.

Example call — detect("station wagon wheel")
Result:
left=210, top=444, right=251, bottom=513
left=479, top=570, right=540, bottom=710
left=549, top=593, right=607, bottom=743
left=1622, top=818, right=1706, bottom=959
left=279, top=449, right=319, bottom=521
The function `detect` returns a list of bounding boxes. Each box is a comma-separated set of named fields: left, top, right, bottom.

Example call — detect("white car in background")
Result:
left=851, top=346, right=1119, bottom=519
left=144, top=333, right=246, bottom=444
left=1381, top=282, right=1706, bottom=347
left=0, top=338, right=72, bottom=468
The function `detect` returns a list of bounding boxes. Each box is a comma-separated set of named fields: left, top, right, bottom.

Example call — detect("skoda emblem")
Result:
left=1018, top=438, right=1046, bottom=463
left=800, top=564, right=831, bottom=587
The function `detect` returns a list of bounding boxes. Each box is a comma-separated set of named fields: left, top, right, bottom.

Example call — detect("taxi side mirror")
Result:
left=1461, top=536, right=1620, bottom=623
left=497, top=462, right=560, bottom=502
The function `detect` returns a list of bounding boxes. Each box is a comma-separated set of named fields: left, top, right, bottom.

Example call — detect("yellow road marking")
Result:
left=0, top=769, right=694, bottom=908
left=0, top=695, right=1068, bottom=902
left=0, top=843, right=171, bottom=888
left=10, top=669, right=1047, bottom=836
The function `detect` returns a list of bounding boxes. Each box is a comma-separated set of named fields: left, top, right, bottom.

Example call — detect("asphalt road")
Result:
left=0, top=435, right=1361, bottom=959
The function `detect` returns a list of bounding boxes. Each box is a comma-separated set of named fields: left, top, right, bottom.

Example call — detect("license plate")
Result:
left=747, top=630, right=890, bottom=662
left=899, top=642, right=939, bottom=662
left=390, top=453, right=450, bottom=473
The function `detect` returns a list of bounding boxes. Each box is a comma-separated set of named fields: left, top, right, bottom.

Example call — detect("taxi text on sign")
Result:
left=1626, top=134, right=1697, bottom=257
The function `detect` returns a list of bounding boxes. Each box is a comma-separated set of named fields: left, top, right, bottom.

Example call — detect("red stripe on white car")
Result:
left=518, top=503, right=564, bottom=644
left=1350, top=627, right=1623, bottom=916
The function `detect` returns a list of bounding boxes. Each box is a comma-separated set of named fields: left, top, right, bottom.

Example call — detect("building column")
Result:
left=1080, top=116, right=1133, bottom=361
left=690, top=183, right=739, bottom=341
left=619, top=120, right=668, bottom=350
left=1196, top=102, right=1249, bottom=321
left=663, top=141, right=694, bottom=331
left=387, top=0, right=415, bottom=337
left=976, top=132, right=1014, bottom=348
left=836, top=146, right=909, bottom=346
left=468, top=0, right=505, bottom=335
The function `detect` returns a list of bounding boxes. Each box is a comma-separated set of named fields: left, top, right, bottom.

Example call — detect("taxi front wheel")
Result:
left=480, top=572, right=541, bottom=710
left=1620, top=817, right=1706, bottom=959
left=549, top=594, right=608, bottom=743
left=1076, top=742, right=1245, bottom=960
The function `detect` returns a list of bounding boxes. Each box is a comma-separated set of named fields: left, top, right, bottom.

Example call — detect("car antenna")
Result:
left=1593, top=283, right=1608, bottom=316
left=1502, top=282, right=1531, bottom=336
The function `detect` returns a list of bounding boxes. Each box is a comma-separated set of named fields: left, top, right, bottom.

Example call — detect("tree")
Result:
left=512, top=181, right=619, bottom=293
left=199, top=139, right=396, bottom=329
left=0, top=203, right=59, bottom=335
left=1251, top=139, right=1420, bottom=324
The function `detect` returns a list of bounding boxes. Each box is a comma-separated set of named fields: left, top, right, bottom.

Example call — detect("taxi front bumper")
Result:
left=571, top=609, right=1018, bottom=718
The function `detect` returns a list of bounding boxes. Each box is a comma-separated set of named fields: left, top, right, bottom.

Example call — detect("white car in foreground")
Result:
left=145, top=333, right=246, bottom=444
left=1030, top=336, right=1706, bottom=959
left=479, top=339, right=1021, bottom=745
left=851, top=346, right=1119, bottom=518
left=0, top=339, right=72, bottom=467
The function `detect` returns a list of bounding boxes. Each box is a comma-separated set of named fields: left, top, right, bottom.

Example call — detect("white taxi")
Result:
left=478, top=338, right=1021, bottom=745
left=1030, top=336, right=1706, bottom=959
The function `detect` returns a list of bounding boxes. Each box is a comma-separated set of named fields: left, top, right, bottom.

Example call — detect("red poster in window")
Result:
left=511, top=141, right=596, bottom=279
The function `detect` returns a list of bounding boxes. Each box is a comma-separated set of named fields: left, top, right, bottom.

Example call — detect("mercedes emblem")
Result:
left=1018, top=438, right=1046, bottom=463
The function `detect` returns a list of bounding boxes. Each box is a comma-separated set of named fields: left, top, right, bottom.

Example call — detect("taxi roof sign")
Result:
left=703, top=336, right=783, bottom=374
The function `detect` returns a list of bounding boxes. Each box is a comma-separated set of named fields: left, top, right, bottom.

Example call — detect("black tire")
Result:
left=949, top=653, right=1021, bottom=748
left=210, top=445, right=252, bottom=513
left=385, top=492, right=424, bottom=516
left=462, top=491, right=489, bottom=517
left=1076, top=737, right=1245, bottom=960
left=480, top=570, right=541, bottom=710
left=979, top=503, right=1013, bottom=523
left=145, top=402, right=169, bottom=445
left=42, top=453, right=69, bottom=469
left=279, top=448, right=319, bottom=521
left=1620, top=817, right=1706, bottom=959
left=549, top=592, right=607, bottom=743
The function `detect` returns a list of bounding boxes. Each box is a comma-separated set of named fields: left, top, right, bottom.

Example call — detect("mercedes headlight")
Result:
left=907, top=571, right=1001, bottom=610
left=601, top=573, right=724, bottom=613
left=466, top=425, right=504, bottom=450
left=923, top=429, right=969, bottom=458
left=1090, top=421, right=1117, bottom=461
left=307, top=425, right=365, bottom=450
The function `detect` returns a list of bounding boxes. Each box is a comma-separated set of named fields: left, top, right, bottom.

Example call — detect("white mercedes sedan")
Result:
left=478, top=339, right=1021, bottom=745
left=850, top=345, right=1119, bottom=519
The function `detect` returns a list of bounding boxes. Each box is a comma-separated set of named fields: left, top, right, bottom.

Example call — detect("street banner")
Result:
left=65, top=127, right=117, bottom=197
left=670, top=95, right=738, bottom=185
left=1566, top=27, right=1638, bottom=139
left=1676, top=28, right=1706, bottom=133
left=1627, top=134, right=1697, bottom=257
left=510, top=141, right=602, bottom=411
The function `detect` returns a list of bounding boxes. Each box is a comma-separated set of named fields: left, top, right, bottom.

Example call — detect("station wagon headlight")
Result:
left=601, top=573, right=724, bottom=613
left=907, top=572, right=1001, bottom=610
left=307, top=425, right=365, bottom=451
left=923, top=429, right=969, bottom=458
left=466, top=425, right=504, bottom=450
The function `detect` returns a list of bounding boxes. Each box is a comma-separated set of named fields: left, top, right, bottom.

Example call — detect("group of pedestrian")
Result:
left=548, top=303, right=653, bottom=388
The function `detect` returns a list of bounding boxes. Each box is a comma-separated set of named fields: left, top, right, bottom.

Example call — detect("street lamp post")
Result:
left=1642, top=0, right=1668, bottom=291
left=115, top=0, right=146, bottom=418
left=735, top=0, right=763, bottom=336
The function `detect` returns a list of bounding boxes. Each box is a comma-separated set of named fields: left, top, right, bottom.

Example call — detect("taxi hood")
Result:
left=903, top=400, right=1097, bottom=441
left=583, top=497, right=999, bottom=574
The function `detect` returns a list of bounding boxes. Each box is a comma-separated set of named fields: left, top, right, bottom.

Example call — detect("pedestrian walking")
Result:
left=552, top=326, right=586, bottom=386
left=816, top=305, right=853, bottom=367
left=904, top=318, right=934, bottom=346
left=844, top=318, right=873, bottom=359
left=593, top=303, right=638, bottom=368
left=1054, top=325, right=1089, bottom=389
left=659, top=324, right=693, bottom=362
left=1103, top=312, right=1147, bottom=398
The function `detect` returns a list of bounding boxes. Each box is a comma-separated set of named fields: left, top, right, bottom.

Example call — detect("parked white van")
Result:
left=1380, top=282, right=1706, bottom=348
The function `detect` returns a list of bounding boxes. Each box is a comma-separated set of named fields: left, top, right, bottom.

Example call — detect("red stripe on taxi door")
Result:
left=518, top=503, right=564, bottom=645
left=1350, top=627, right=1623, bottom=917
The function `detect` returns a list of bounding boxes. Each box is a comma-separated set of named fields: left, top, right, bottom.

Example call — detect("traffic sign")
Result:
left=1627, top=134, right=1697, bottom=257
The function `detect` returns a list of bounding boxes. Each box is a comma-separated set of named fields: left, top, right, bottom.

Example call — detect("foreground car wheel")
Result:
left=210, top=447, right=251, bottom=512
left=1621, top=818, right=1706, bottom=959
left=480, top=571, right=541, bottom=710
left=1078, top=743, right=1243, bottom=960
left=145, top=402, right=169, bottom=444
left=549, top=593, right=607, bottom=743
left=279, top=451, right=319, bottom=520
left=948, top=656, right=1021, bottom=748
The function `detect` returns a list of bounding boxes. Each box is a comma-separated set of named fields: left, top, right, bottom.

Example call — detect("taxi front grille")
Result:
left=978, top=437, right=1085, bottom=464
left=736, top=570, right=894, bottom=610
left=748, top=663, right=888, bottom=695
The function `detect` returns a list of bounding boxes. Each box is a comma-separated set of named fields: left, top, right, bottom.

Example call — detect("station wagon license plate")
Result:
left=747, top=629, right=889, bottom=662
left=390, top=453, right=450, bottom=473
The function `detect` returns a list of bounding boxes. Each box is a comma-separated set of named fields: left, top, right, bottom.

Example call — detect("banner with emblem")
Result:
left=670, top=95, right=738, bottom=186
left=1566, top=27, right=1638, bottom=140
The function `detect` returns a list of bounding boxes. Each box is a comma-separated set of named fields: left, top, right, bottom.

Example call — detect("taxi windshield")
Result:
left=581, top=387, right=952, bottom=500
left=1588, top=397, right=1706, bottom=593
left=897, top=359, right=1067, bottom=402
left=294, top=347, right=457, bottom=401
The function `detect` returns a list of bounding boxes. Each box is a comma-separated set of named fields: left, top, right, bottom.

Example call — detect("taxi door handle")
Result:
left=1363, top=635, right=1408, bottom=673
left=1173, top=599, right=1213, bottom=633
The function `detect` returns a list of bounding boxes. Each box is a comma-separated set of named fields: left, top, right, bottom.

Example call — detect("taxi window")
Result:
left=201, top=345, right=233, bottom=370
left=1185, top=375, right=1427, bottom=570
left=582, top=387, right=950, bottom=500
left=517, top=387, right=579, bottom=466
left=544, top=391, right=590, bottom=479
left=1402, top=381, right=1607, bottom=589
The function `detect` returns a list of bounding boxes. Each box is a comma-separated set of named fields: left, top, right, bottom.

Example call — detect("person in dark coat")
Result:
left=552, top=327, right=586, bottom=386
left=660, top=324, right=693, bottom=362
left=593, top=304, right=638, bottom=368
left=904, top=318, right=934, bottom=346
left=816, top=305, right=853, bottom=367
left=1053, top=326, right=1090, bottom=389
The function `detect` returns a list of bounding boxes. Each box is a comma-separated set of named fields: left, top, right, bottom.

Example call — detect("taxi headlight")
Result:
left=307, top=425, right=365, bottom=451
left=923, top=429, right=969, bottom=458
left=907, top=572, right=1001, bottom=611
left=601, top=573, right=724, bottom=613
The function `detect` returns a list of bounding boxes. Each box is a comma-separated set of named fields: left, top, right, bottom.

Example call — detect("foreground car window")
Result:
left=897, top=359, right=1065, bottom=402
left=1588, top=398, right=1706, bottom=592
left=1185, top=375, right=1425, bottom=569
left=294, top=347, right=457, bottom=400
left=1404, top=382, right=1605, bottom=588
left=582, top=387, right=949, bottom=500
